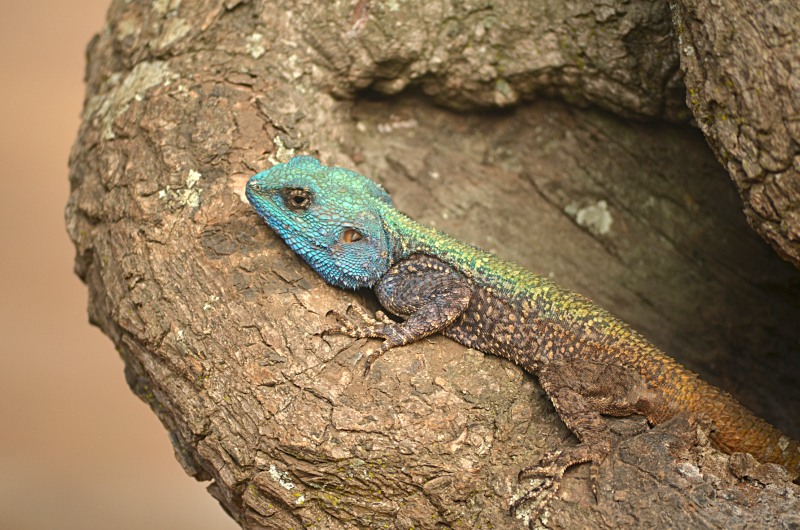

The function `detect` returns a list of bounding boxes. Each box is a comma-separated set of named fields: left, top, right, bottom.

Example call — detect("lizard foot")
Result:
left=324, top=305, right=407, bottom=373
left=324, top=305, right=394, bottom=338
left=510, top=443, right=608, bottom=526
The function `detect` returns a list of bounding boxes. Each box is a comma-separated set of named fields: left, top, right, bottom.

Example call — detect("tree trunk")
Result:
left=671, top=0, right=800, bottom=268
left=66, top=1, right=800, bottom=528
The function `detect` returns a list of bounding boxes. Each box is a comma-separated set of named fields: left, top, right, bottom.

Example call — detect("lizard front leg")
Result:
left=326, top=254, right=472, bottom=372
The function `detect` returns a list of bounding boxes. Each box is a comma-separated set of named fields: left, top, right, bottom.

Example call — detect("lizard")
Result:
left=245, top=155, right=800, bottom=524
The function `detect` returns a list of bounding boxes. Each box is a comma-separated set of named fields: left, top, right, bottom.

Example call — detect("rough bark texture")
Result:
left=66, top=1, right=800, bottom=528
left=670, top=0, right=800, bottom=268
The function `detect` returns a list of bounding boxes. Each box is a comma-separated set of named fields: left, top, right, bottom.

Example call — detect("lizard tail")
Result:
left=684, top=374, right=800, bottom=479
left=638, top=350, right=799, bottom=479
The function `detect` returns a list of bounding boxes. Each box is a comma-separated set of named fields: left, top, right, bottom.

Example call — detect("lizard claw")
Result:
left=362, top=340, right=393, bottom=375
left=511, top=450, right=568, bottom=524
left=323, top=309, right=353, bottom=336
left=511, top=444, right=608, bottom=526
left=589, top=460, right=601, bottom=501
left=363, top=350, right=379, bottom=375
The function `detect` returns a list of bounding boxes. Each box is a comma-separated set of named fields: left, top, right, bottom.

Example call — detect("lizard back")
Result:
left=380, top=206, right=800, bottom=477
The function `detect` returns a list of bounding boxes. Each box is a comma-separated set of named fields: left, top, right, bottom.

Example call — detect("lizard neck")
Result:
left=378, top=205, right=549, bottom=295
left=381, top=207, right=453, bottom=261
left=380, top=206, right=480, bottom=267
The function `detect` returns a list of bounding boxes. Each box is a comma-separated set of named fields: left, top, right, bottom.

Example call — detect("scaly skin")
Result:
left=246, top=156, right=800, bottom=523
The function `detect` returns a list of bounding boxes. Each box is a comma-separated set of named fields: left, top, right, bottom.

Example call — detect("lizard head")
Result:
left=246, top=156, right=394, bottom=289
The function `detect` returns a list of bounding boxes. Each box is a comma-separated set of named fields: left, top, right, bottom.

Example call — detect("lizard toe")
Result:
left=509, top=475, right=559, bottom=526
left=374, top=310, right=395, bottom=325
left=362, top=349, right=385, bottom=375
left=589, top=460, right=601, bottom=501
left=519, top=449, right=564, bottom=480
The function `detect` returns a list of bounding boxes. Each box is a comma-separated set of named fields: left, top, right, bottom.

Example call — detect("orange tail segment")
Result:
left=675, top=370, right=800, bottom=480
left=694, top=379, right=800, bottom=478
left=639, top=351, right=799, bottom=479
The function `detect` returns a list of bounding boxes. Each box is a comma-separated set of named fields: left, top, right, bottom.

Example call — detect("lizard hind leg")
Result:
left=511, top=360, right=656, bottom=525
left=509, top=387, right=613, bottom=524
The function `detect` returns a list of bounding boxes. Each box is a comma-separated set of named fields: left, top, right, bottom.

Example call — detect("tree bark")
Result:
left=66, top=1, right=800, bottom=528
left=671, top=0, right=800, bottom=268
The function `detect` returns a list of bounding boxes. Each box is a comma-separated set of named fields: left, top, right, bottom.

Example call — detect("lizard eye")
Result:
left=282, top=188, right=312, bottom=211
left=340, top=228, right=363, bottom=243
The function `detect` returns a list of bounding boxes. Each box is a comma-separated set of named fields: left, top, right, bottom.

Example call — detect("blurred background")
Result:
left=0, top=3, right=238, bottom=529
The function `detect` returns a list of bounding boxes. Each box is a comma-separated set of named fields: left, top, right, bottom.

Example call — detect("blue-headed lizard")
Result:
left=245, top=155, right=800, bottom=525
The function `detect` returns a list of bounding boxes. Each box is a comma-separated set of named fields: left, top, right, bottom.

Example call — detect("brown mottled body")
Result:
left=331, top=253, right=800, bottom=522
left=444, top=276, right=799, bottom=475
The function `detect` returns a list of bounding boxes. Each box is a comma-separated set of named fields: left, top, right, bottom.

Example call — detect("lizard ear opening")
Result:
left=339, top=228, right=363, bottom=243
